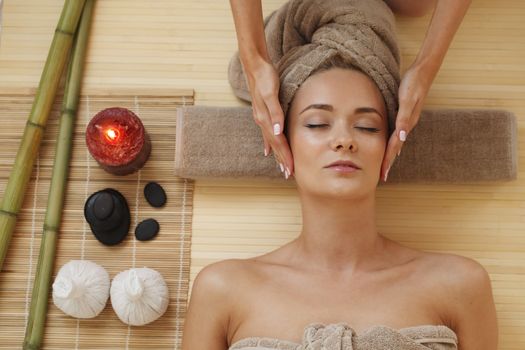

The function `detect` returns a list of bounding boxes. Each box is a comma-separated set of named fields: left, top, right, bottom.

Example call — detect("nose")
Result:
left=330, top=125, right=356, bottom=152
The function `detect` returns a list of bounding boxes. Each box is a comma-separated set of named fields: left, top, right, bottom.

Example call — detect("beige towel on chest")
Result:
left=228, top=323, right=458, bottom=350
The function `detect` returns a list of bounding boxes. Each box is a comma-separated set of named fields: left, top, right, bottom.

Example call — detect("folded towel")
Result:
left=228, top=0, right=401, bottom=134
left=228, top=323, right=458, bottom=350
left=174, top=106, right=517, bottom=183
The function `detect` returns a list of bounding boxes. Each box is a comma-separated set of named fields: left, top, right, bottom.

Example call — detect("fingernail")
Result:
left=399, top=130, right=407, bottom=142
left=273, top=123, right=281, bottom=135
left=286, top=167, right=291, bottom=176
left=285, top=169, right=289, bottom=179
left=279, top=163, right=284, bottom=173
left=397, top=149, right=401, bottom=157
left=264, top=148, right=268, bottom=157
left=384, top=167, right=390, bottom=182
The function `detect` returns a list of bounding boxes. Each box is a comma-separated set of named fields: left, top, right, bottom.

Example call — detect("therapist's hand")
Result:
left=245, top=57, right=294, bottom=179
left=381, top=63, right=432, bottom=182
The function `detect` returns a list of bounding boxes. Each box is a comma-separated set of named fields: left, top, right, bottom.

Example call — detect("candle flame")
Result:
left=104, top=127, right=120, bottom=143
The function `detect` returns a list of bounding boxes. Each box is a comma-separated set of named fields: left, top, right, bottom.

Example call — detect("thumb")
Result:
left=395, top=99, right=416, bottom=141
left=266, top=95, right=285, bottom=135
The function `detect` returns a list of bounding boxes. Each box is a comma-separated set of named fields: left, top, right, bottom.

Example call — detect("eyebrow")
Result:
left=299, top=103, right=384, bottom=120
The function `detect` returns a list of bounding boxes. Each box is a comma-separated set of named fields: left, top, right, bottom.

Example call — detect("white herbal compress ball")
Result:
left=110, top=267, right=169, bottom=326
left=52, top=260, right=110, bottom=318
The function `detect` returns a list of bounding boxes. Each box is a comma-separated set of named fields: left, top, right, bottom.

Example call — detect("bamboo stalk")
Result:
left=22, top=1, right=95, bottom=349
left=0, top=0, right=87, bottom=274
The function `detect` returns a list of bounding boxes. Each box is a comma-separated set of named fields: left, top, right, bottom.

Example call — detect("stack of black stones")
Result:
left=84, top=182, right=167, bottom=245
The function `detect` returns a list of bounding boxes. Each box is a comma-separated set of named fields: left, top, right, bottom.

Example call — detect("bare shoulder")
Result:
left=193, top=258, right=248, bottom=290
left=190, top=257, right=263, bottom=311
left=418, top=251, right=491, bottom=284
left=386, top=239, right=488, bottom=283
left=190, top=258, right=258, bottom=308
left=414, top=251, right=493, bottom=301
left=418, top=251, right=499, bottom=349
left=182, top=259, right=252, bottom=350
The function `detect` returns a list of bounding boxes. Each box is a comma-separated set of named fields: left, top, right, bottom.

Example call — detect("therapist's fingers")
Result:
left=381, top=131, right=399, bottom=182
left=261, top=122, right=292, bottom=176
left=265, top=96, right=294, bottom=176
left=253, top=104, right=271, bottom=157
left=381, top=99, right=419, bottom=182
left=381, top=103, right=415, bottom=182
left=262, top=132, right=271, bottom=157
left=244, top=60, right=294, bottom=178
left=255, top=70, right=294, bottom=177
left=252, top=93, right=291, bottom=178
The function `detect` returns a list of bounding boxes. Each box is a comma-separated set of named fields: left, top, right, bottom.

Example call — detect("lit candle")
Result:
left=86, top=107, right=151, bottom=175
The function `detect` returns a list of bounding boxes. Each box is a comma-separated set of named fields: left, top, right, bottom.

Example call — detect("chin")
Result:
left=295, top=169, right=376, bottom=196
left=299, top=180, right=366, bottom=199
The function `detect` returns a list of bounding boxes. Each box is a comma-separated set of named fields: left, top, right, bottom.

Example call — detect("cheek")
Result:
left=343, top=129, right=388, bottom=157
left=289, top=129, right=325, bottom=169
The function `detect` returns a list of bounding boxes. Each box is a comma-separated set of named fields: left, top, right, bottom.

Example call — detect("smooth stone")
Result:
left=84, top=188, right=130, bottom=246
left=85, top=189, right=125, bottom=232
left=144, top=182, right=167, bottom=208
left=135, top=218, right=160, bottom=241
left=93, top=191, right=114, bottom=220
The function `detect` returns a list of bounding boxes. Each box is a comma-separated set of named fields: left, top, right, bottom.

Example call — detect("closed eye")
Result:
left=356, top=127, right=380, bottom=133
left=306, top=124, right=380, bottom=133
left=305, top=124, right=328, bottom=128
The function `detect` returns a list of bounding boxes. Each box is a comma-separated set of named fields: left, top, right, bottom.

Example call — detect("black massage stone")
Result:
left=93, top=191, right=114, bottom=220
left=84, top=188, right=130, bottom=246
left=135, top=218, right=160, bottom=241
left=144, top=182, right=166, bottom=208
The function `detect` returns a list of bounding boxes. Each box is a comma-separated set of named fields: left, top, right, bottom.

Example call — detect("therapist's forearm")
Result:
left=229, top=0, right=270, bottom=70
left=413, top=0, right=472, bottom=77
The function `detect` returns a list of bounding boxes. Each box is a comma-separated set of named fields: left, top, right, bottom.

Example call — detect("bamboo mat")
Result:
left=0, top=89, right=194, bottom=349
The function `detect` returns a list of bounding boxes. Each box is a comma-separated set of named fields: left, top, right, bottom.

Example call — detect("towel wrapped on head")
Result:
left=228, top=0, right=401, bottom=134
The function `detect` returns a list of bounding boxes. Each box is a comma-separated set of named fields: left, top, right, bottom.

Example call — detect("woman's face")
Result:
left=286, top=67, right=388, bottom=200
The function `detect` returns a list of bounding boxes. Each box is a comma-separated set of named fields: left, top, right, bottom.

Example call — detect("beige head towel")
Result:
left=228, top=0, right=401, bottom=133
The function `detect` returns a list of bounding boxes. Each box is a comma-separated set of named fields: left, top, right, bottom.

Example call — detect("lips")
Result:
left=324, top=160, right=361, bottom=169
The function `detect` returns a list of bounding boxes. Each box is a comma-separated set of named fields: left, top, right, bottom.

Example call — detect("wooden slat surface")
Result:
left=0, top=0, right=524, bottom=349
left=0, top=91, right=195, bottom=349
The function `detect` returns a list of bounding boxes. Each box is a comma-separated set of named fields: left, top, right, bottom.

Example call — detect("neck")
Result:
left=290, top=192, right=388, bottom=274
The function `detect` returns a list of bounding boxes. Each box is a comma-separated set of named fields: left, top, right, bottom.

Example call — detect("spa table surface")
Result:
left=0, top=0, right=525, bottom=349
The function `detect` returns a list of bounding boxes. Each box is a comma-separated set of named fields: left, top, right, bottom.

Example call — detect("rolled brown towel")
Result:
left=174, top=106, right=517, bottom=183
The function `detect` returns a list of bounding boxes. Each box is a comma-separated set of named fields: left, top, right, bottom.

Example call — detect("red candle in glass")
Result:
left=86, top=107, right=151, bottom=175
